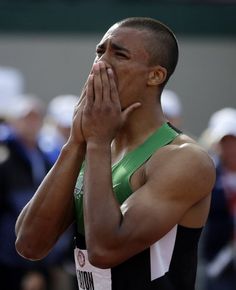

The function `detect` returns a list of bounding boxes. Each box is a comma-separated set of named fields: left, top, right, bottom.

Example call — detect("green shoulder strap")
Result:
left=112, top=122, right=180, bottom=204
left=74, top=122, right=180, bottom=234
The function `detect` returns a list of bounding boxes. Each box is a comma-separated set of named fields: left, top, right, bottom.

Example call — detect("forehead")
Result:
left=99, top=26, right=150, bottom=58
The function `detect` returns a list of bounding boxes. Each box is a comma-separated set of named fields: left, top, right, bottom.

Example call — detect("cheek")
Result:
left=117, top=70, right=145, bottom=92
left=227, top=146, right=236, bottom=157
left=114, top=66, right=148, bottom=106
left=26, top=116, right=43, bottom=132
left=221, top=141, right=236, bottom=158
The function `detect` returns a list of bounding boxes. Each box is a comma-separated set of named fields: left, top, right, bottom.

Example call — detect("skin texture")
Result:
left=15, top=24, right=215, bottom=270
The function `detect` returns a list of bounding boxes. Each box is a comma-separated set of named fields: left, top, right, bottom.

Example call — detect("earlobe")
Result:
left=147, top=66, right=167, bottom=86
left=147, top=71, right=158, bottom=86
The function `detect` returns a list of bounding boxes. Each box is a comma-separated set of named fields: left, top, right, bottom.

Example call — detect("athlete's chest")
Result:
left=129, top=164, right=146, bottom=192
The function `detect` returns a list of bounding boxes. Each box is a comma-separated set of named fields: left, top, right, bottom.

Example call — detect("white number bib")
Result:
left=74, top=248, right=112, bottom=290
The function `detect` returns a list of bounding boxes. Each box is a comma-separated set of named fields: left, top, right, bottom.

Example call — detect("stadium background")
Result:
left=0, top=0, right=236, bottom=137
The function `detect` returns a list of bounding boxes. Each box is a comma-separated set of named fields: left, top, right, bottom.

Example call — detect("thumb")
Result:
left=121, top=102, right=141, bottom=122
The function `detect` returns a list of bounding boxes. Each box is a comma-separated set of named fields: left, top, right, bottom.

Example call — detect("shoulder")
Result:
left=145, top=133, right=216, bottom=203
left=148, top=133, right=215, bottom=174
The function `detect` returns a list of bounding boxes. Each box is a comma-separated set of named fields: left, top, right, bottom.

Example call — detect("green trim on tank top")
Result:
left=111, top=122, right=180, bottom=204
left=74, top=122, right=180, bottom=235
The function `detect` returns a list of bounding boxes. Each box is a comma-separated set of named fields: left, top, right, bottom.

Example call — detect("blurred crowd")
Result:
left=0, top=65, right=236, bottom=290
left=199, top=107, right=236, bottom=290
left=0, top=66, right=78, bottom=290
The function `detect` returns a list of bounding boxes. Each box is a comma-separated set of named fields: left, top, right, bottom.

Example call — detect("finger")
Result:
left=93, top=62, right=103, bottom=106
left=73, top=67, right=94, bottom=118
left=100, top=62, right=110, bottom=103
left=78, top=67, right=93, bottom=105
left=84, top=74, right=94, bottom=109
left=122, top=102, right=141, bottom=122
left=78, top=82, right=88, bottom=106
left=80, top=78, right=89, bottom=99
left=107, top=68, right=119, bottom=104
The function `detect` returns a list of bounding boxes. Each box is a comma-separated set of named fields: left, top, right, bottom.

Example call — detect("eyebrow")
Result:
left=96, top=42, right=130, bottom=54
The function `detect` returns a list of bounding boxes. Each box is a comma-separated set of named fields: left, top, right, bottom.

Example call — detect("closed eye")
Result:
left=96, top=49, right=104, bottom=57
left=115, top=52, right=128, bottom=58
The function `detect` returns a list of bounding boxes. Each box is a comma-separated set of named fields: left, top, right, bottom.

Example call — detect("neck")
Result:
left=112, top=102, right=166, bottom=163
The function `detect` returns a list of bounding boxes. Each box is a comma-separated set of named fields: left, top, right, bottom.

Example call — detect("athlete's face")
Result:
left=94, top=25, right=152, bottom=109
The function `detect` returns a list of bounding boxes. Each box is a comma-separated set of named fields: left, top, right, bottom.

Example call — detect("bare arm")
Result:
left=81, top=61, right=216, bottom=268
left=84, top=141, right=215, bottom=268
left=15, top=83, right=88, bottom=260
left=15, top=142, right=85, bottom=260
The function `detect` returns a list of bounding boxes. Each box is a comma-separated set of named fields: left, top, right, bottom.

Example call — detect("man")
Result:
left=15, top=17, right=215, bottom=290
left=39, top=94, right=78, bottom=163
left=0, top=95, right=50, bottom=290
left=201, top=108, right=236, bottom=290
left=0, top=95, right=75, bottom=290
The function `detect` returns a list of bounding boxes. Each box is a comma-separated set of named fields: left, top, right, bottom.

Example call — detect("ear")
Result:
left=147, top=65, right=167, bottom=86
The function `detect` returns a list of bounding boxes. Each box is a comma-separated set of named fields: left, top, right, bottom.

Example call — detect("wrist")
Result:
left=86, top=141, right=112, bottom=170
left=63, top=140, right=86, bottom=156
left=86, top=140, right=111, bottom=151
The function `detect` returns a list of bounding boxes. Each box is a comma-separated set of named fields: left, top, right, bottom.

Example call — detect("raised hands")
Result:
left=67, top=70, right=91, bottom=146
left=82, top=61, right=141, bottom=145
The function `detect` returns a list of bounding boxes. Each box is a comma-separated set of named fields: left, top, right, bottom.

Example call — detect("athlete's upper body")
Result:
left=15, top=17, right=216, bottom=289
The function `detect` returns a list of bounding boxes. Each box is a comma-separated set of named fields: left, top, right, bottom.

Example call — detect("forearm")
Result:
left=81, top=61, right=142, bottom=266
left=15, top=141, right=85, bottom=260
left=84, top=142, right=123, bottom=257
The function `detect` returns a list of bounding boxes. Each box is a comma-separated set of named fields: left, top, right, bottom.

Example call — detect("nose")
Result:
left=95, top=48, right=112, bottom=67
left=94, top=59, right=112, bottom=72
left=95, top=56, right=110, bottom=67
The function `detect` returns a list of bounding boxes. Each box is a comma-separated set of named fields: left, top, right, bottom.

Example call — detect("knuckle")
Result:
left=83, top=106, right=92, bottom=116
left=93, top=106, right=102, bottom=114
left=103, top=104, right=112, bottom=114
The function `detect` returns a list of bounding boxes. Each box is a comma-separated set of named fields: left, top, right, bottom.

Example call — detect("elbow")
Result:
left=88, top=252, right=111, bottom=269
left=87, top=246, right=120, bottom=269
left=15, top=236, right=48, bottom=261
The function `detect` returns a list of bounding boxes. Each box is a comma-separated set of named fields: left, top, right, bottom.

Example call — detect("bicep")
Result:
left=119, top=179, right=188, bottom=255
left=116, top=152, right=213, bottom=262
left=97, top=146, right=215, bottom=266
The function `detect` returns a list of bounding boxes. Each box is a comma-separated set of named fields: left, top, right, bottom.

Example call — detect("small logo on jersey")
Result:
left=74, top=175, right=84, bottom=198
left=113, top=183, right=121, bottom=189
left=77, top=250, right=86, bottom=267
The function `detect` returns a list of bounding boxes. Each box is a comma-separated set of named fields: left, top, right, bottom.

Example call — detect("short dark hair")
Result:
left=117, top=17, right=179, bottom=84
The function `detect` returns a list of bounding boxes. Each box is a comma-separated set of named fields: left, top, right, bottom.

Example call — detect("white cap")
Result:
left=0, top=66, right=24, bottom=98
left=0, top=66, right=25, bottom=118
left=47, top=95, right=78, bottom=128
left=161, top=89, right=182, bottom=118
left=208, top=107, right=236, bottom=142
left=6, top=94, right=45, bottom=119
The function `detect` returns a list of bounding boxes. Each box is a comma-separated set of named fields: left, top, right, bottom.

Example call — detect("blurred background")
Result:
left=0, top=1, right=236, bottom=290
left=0, top=0, right=235, bottom=137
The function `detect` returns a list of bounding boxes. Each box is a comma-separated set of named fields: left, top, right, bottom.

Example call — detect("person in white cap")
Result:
left=0, top=66, right=25, bottom=122
left=39, top=94, right=78, bottom=163
left=201, top=107, right=236, bottom=290
left=0, top=94, right=75, bottom=290
left=0, top=94, right=50, bottom=290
